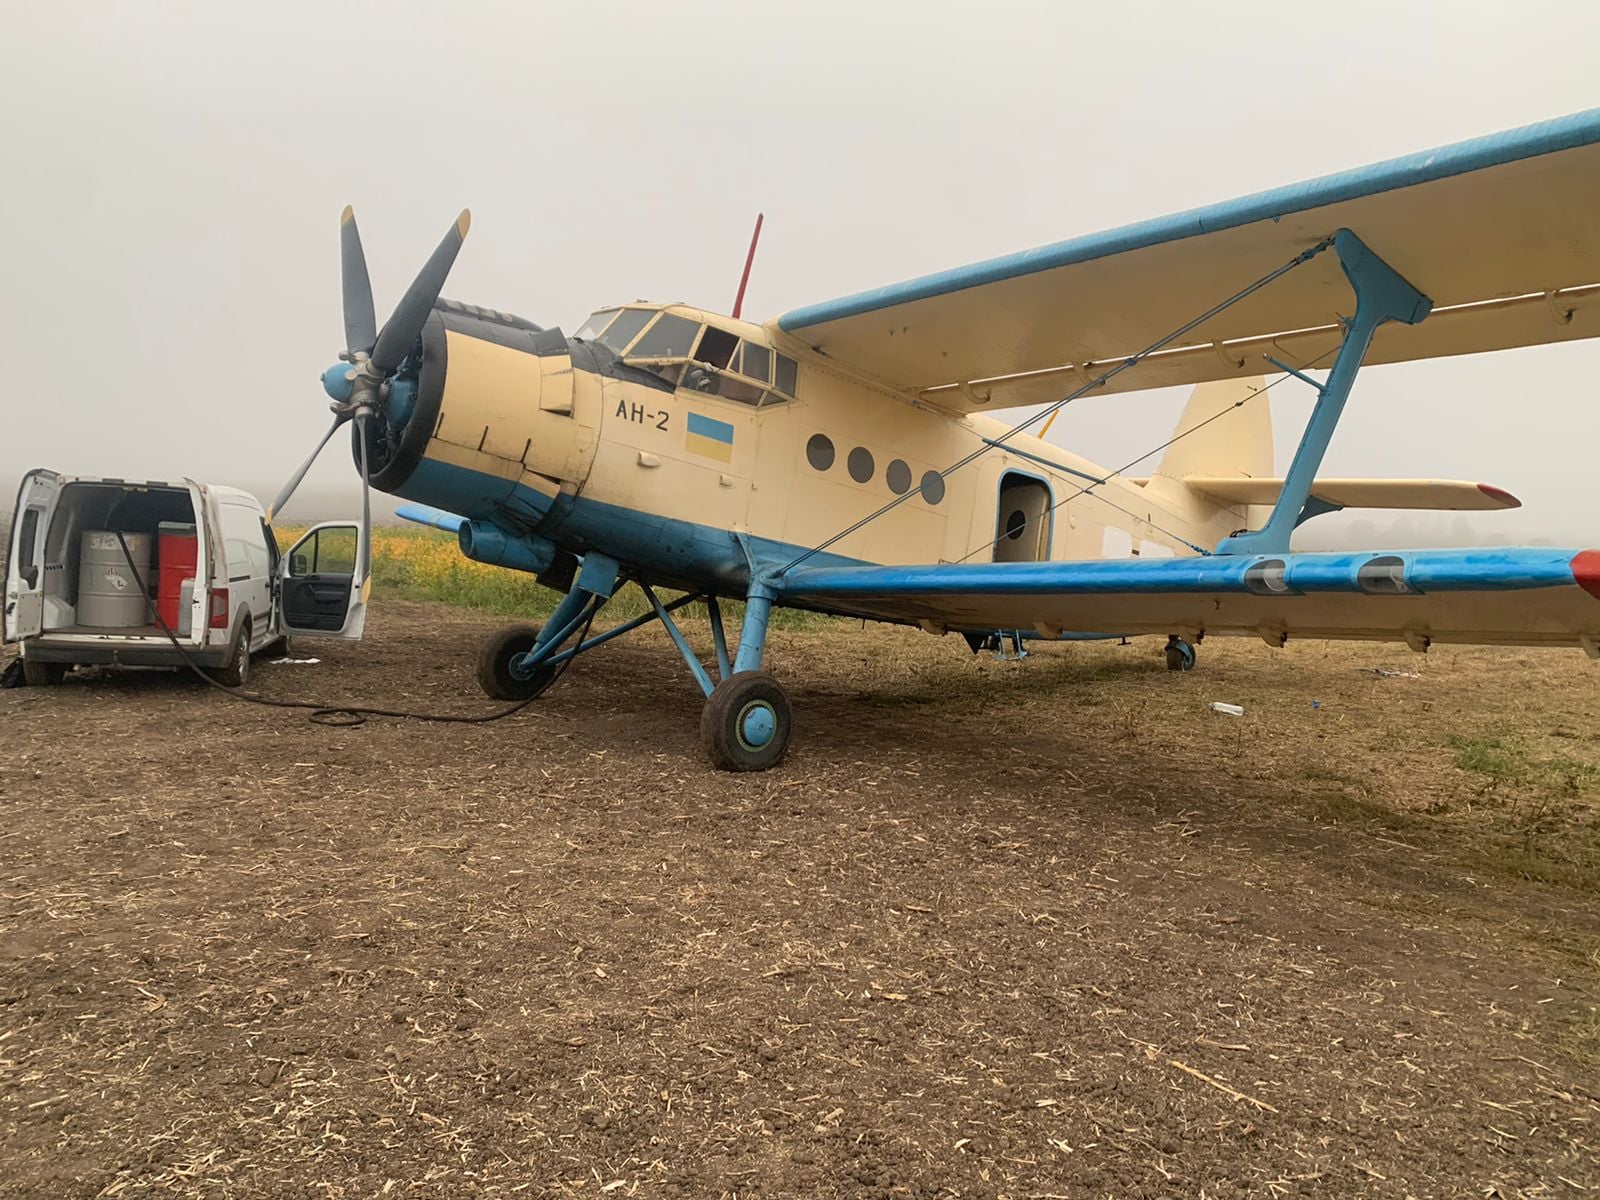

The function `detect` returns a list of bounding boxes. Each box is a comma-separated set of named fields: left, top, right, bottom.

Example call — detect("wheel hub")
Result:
left=736, top=700, right=776, bottom=750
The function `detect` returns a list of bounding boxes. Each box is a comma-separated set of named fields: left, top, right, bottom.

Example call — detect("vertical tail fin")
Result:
left=1154, top=376, right=1272, bottom=484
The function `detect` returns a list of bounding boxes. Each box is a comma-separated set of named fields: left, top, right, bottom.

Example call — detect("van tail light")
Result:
left=209, top=588, right=230, bottom=629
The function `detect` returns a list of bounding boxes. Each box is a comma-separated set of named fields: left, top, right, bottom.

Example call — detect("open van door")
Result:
left=275, top=522, right=367, bottom=639
left=4, top=469, right=62, bottom=643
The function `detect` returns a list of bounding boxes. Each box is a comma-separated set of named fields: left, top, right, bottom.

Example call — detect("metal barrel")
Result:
left=77, top=531, right=151, bottom=628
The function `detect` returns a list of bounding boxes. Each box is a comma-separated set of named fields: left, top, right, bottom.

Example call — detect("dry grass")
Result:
left=3, top=602, right=1599, bottom=1197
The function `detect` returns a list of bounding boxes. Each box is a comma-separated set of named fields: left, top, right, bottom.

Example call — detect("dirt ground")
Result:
left=2, top=599, right=1598, bottom=1199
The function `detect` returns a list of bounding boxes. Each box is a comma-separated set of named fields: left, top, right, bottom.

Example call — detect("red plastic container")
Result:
left=156, top=522, right=199, bottom=630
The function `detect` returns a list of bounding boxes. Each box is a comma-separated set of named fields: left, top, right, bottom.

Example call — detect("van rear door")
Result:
left=274, top=522, right=367, bottom=639
left=4, top=469, right=62, bottom=643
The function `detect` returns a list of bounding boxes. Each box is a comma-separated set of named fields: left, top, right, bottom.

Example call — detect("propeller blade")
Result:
left=340, top=206, right=377, bottom=356
left=352, top=411, right=374, bottom=602
left=370, top=209, right=471, bottom=373
left=266, top=413, right=350, bottom=522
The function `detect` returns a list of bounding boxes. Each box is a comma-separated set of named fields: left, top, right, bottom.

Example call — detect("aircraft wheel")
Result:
left=22, top=658, right=68, bottom=686
left=1164, top=637, right=1197, bottom=672
left=477, top=624, right=556, bottom=700
left=701, top=671, right=792, bottom=772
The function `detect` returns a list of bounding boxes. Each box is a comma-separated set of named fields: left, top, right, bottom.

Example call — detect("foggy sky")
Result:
left=3, top=1, right=1598, bottom=546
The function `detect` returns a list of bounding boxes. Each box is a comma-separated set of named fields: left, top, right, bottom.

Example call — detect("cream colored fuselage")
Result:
left=391, top=302, right=1242, bottom=594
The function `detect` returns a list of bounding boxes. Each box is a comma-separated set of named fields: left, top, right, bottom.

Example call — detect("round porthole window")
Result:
left=920, top=471, right=946, bottom=505
left=886, top=459, right=912, bottom=495
left=847, top=446, right=875, bottom=484
left=1005, top=509, right=1027, bottom=540
left=806, top=433, right=835, bottom=471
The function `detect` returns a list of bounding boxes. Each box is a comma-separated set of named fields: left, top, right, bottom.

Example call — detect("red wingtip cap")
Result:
left=1477, top=483, right=1521, bottom=508
left=1573, top=550, right=1600, bottom=600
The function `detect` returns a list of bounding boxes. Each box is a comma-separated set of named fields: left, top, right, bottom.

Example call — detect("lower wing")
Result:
left=779, top=548, right=1600, bottom=653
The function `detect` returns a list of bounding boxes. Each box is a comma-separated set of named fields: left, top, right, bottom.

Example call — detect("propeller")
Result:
left=266, top=207, right=472, bottom=525
left=340, top=206, right=377, bottom=357
left=371, top=210, right=470, bottom=373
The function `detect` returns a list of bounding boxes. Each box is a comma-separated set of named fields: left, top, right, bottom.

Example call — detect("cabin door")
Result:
left=994, top=472, right=1051, bottom=563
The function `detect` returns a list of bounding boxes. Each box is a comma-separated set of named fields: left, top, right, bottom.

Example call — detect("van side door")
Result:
left=274, top=522, right=367, bottom=639
left=4, top=469, right=62, bottom=643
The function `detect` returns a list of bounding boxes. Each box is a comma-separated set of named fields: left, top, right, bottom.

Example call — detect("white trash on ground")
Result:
left=1207, top=702, right=1245, bottom=717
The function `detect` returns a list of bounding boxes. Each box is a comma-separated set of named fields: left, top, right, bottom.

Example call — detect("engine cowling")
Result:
left=359, top=301, right=586, bottom=499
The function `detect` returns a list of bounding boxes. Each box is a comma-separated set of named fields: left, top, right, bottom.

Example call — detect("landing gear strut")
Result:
left=1165, top=635, right=1197, bottom=671
left=471, top=558, right=793, bottom=772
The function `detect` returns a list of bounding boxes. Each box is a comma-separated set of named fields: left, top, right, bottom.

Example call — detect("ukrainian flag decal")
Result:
left=685, top=411, right=735, bottom=462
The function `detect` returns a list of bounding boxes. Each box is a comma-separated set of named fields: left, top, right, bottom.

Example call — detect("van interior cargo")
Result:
left=37, top=482, right=199, bottom=638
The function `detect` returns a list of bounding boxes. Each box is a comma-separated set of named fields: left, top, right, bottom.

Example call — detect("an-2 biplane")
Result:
left=270, top=108, right=1600, bottom=770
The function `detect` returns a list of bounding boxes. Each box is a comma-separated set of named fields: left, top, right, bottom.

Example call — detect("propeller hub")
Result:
left=321, top=362, right=357, bottom=403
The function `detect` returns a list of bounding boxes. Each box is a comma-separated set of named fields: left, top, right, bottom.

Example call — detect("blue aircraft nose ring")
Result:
left=736, top=699, right=778, bottom=750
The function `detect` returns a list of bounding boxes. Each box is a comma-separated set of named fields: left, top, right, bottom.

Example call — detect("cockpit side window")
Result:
left=629, top=313, right=702, bottom=359
left=774, top=353, right=798, bottom=398
left=596, top=308, right=653, bottom=352
left=693, top=326, right=739, bottom=369
left=738, top=341, right=771, bottom=384
left=574, top=310, right=618, bottom=340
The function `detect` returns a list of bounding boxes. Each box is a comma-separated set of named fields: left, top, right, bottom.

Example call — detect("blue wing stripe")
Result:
left=781, top=547, right=1585, bottom=600
left=779, top=108, right=1600, bottom=332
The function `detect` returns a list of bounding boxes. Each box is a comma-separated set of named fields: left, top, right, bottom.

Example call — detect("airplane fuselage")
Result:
left=359, top=300, right=1243, bottom=617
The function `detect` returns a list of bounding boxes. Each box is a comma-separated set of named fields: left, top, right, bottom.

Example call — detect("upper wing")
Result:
left=778, top=548, right=1600, bottom=651
left=775, top=110, right=1600, bottom=412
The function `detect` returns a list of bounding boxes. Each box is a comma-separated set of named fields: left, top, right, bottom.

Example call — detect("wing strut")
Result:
left=1216, top=230, right=1431, bottom=555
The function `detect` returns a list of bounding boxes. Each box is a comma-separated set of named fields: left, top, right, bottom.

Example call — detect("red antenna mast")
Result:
left=730, top=212, right=764, bottom=319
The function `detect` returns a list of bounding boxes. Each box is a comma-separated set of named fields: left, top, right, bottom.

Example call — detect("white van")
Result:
left=4, top=469, right=366, bottom=687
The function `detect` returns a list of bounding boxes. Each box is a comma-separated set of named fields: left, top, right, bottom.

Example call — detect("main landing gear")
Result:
left=469, top=556, right=793, bottom=772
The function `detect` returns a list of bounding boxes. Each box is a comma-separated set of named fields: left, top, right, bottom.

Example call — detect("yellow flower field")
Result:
left=273, top=524, right=826, bottom=628
left=275, top=524, right=566, bottom=618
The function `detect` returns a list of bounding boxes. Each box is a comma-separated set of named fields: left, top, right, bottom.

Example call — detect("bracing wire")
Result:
left=950, top=343, right=1342, bottom=564
left=777, top=236, right=1335, bottom=574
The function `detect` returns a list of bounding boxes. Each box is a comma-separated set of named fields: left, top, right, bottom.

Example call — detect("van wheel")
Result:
left=22, top=659, right=68, bottom=687
left=213, top=622, right=251, bottom=688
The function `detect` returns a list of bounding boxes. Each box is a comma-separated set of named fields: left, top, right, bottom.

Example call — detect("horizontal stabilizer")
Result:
left=1169, top=476, right=1520, bottom=511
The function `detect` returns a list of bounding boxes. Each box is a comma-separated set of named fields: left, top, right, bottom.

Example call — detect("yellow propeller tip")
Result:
left=340, top=205, right=355, bottom=225
left=456, top=210, right=472, bottom=238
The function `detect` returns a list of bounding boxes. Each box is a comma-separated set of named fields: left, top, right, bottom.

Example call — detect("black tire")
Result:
left=1164, top=638, right=1196, bottom=672
left=212, top=621, right=252, bottom=688
left=701, top=671, right=792, bottom=772
left=476, top=624, right=556, bottom=700
left=22, top=659, right=68, bottom=687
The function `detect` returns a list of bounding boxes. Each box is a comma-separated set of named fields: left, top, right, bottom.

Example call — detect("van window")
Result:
left=16, top=509, right=40, bottom=587
left=288, top=527, right=357, bottom=576
left=220, top=503, right=271, bottom=581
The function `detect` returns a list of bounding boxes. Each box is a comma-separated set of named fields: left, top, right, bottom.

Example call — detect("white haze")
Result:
left=2, top=1, right=1597, bottom=547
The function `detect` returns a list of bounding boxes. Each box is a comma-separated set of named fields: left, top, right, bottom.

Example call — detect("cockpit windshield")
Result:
left=575, top=305, right=801, bottom=407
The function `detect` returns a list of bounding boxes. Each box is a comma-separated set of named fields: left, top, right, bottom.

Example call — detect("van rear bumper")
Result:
left=23, top=639, right=231, bottom=669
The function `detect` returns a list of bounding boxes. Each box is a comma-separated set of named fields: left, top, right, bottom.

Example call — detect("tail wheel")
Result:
left=701, top=671, right=792, bottom=772
left=22, top=659, right=68, bottom=686
left=213, top=621, right=252, bottom=687
left=1164, top=637, right=1197, bottom=672
left=476, top=623, right=556, bottom=700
